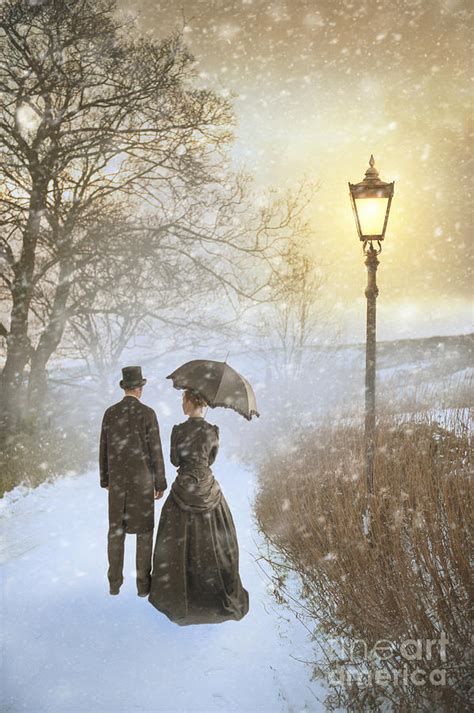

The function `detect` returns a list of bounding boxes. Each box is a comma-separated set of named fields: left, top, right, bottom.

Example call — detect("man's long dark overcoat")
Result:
left=99, top=395, right=167, bottom=534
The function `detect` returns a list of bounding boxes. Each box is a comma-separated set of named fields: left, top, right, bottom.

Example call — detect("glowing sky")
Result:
left=122, top=0, right=472, bottom=339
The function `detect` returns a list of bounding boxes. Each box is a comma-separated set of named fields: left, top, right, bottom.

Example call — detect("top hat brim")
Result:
left=120, top=378, right=147, bottom=389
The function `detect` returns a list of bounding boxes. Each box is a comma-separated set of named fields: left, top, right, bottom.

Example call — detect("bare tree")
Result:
left=0, top=1, right=322, bottom=435
left=0, top=0, right=232, bottom=427
left=235, top=182, right=334, bottom=386
left=52, top=174, right=317, bottom=387
left=266, top=239, right=327, bottom=376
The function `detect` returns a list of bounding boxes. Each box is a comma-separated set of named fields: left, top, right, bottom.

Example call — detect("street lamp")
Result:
left=349, top=154, right=394, bottom=244
left=349, top=155, right=394, bottom=524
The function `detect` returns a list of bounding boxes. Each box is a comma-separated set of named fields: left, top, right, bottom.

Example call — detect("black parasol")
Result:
left=167, top=359, right=259, bottom=421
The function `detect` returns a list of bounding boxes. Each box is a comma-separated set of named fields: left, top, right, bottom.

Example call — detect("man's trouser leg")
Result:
left=107, top=524, right=126, bottom=591
left=136, top=529, right=154, bottom=594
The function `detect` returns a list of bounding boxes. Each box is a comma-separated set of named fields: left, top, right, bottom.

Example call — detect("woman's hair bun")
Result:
left=184, top=389, right=207, bottom=409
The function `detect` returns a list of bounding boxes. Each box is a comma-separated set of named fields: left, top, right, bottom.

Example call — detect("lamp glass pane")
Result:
left=354, top=196, right=389, bottom=237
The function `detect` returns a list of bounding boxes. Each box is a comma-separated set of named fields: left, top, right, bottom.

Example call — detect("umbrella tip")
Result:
left=224, top=351, right=230, bottom=363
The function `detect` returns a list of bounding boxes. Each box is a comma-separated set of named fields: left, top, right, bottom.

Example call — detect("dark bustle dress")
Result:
left=148, top=416, right=249, bottom=625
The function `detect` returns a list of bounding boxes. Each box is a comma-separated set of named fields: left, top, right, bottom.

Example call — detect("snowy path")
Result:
left=0, top=457, right=326, bottom=713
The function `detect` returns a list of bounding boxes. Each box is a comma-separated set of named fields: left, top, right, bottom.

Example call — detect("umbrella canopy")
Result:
left=167, top=359, right=259, bottom=421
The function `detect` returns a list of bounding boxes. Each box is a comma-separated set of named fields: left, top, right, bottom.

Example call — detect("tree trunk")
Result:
left=0, top=177, right=47, bottom=432
left=27, top=351, right=50, bottom=419
left=0, top=341, right=31, bottom=434
left=27, top=260, right=73, bottom=417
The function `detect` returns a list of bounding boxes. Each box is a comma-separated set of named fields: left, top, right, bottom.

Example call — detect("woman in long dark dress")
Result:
left=148, top=390, right=249, bottom=625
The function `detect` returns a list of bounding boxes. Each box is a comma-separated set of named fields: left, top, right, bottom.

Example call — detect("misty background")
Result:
left=124, top=0, right=473, bottom=340
left=0, top=0, right=472, bottom=481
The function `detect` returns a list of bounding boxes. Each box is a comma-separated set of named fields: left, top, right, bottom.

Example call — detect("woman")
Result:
left=148, top=389, right=249, bottom=625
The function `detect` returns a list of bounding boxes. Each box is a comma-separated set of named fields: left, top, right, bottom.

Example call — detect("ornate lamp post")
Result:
left=349, top=156, right=394, bottom=521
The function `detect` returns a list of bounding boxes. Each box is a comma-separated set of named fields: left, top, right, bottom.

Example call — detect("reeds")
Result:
left=254, top=406, right=472, bottom=711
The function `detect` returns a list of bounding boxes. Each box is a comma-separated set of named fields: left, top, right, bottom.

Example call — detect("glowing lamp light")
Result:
left=349, top=155, right=394, bottom=242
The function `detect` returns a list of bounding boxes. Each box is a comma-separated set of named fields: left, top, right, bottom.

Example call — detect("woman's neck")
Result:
left=187, top=409, right=204, bottom=419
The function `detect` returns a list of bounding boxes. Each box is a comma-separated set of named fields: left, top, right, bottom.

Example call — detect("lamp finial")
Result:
left=365, top=155, right=379, bottom=181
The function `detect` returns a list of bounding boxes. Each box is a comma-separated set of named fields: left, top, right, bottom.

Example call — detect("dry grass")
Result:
left=0, top=421, right=93, bottom=497
left=254, top=407, right=472, bottom=711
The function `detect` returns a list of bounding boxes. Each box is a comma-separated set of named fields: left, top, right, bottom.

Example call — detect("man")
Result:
left=99, top=366, right=167, bottom=596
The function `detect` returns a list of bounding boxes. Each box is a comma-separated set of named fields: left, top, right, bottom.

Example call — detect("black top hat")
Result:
left=120, top=366, right=147, bottom=390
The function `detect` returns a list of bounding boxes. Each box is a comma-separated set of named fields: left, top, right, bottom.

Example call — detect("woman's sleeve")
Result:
left=208, top=425, right=219, bottom=465
left=170, top=425, right=180, bottom=467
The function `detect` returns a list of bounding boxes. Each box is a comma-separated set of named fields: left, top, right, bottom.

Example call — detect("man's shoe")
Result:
left=109, top=586, right=121, bottom=595
left=137, top=589, right=150, bottom=597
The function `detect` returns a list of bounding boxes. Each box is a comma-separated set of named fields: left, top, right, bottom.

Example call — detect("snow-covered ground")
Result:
left=2, top=335, right=470, bottom=712
left=0, top=455, right=327, bottom=713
